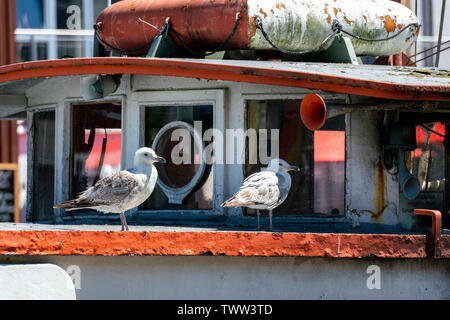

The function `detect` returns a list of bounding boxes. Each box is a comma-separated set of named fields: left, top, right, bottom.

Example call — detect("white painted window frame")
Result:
left=53, top=96, right=126, bottom=222
left=128, top=89, right=226, bottom=216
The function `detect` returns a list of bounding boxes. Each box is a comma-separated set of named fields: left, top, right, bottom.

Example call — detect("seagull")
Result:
left=54, top=147, right=165, bottom=231
left=221, top=158, right=300, bottom=231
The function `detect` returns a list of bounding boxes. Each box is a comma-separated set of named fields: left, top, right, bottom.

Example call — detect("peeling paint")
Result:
left=1, top=58, right=448, bottom=101
left=383, top=15, right=396, bottom=33
left=0, top=229, right=447, bottom=258
left=246, top=0, right=420, bottom=56
left=258, top=8, right=267, bottom=18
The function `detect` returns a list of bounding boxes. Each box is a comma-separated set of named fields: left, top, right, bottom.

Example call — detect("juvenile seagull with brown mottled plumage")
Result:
left=221, top=158, right=300, bottom=231
left=54, top=147, right=165, bottom=231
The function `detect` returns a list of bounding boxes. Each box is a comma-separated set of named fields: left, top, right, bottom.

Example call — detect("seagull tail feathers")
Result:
left=221, top=196, right=242, bottom=207
left=53, top=199, right=92, bottom=210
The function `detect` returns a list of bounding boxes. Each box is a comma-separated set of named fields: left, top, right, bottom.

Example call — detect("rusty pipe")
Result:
left=414, top=209, right=442, bottom=258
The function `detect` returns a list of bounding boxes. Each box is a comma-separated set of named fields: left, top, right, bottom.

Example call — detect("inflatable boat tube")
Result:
left=95, top=0, right=420, bottom=57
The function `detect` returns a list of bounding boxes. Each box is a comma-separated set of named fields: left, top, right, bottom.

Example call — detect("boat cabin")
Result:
left=0, top=0, right=450, bottom=300
left=0, top=57, right=449, bottom=237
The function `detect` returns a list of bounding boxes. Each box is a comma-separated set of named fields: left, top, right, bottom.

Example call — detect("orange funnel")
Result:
left=300, top=94, right=327, bottom=131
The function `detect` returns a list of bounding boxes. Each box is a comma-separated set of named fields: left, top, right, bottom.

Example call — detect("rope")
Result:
left=94, top=24, right=155, bottom=55
left=334, top=21, right=421, bottom=42
left=94, top=13, right=242, bottom=57
left=253, top=16, right=338, bottom=55
left=420, top=124, right=445, bottom=138
left=253, top=16, right=421, bottom=55
left=169, top=13, right=242, bottom=57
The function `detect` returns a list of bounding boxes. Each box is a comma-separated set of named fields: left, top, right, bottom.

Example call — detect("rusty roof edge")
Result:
left=0, top=58, right=448, bottom=101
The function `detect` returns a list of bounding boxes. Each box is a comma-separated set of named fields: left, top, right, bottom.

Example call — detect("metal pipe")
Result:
left=414, top=209, right=442, bottom=258
left=435, top=0, right=446, bottom=67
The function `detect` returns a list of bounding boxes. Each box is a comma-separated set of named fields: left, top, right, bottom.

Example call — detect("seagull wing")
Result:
left=221, top=171, right=281, bottom=208
left=82, top=170, right=141, bottom=205
left=54, top=170, right=141, bottom=209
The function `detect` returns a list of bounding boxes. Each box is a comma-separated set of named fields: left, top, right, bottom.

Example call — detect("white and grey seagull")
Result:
left=54, top=147, right=165, bottom=231
left=221, top=158, right=300, bottom=231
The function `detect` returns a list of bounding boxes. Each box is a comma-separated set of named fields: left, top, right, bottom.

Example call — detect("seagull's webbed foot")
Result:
left=120, top=212, right=129, bottom=231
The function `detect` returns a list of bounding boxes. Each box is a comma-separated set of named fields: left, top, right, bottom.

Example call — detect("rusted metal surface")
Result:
left=0, top=229, right=448, bottom=258
left=0, top=120, right=18, bottom=163
left=96, top=0, right=419, bottom=56
left=0, top=58, right=449, bottom=101
left=248, top=0, right=419, bottom=56
left=96, top=0, right=249, bottom=55
left=414, top=209, right=442, bottom=258
left=0, top=0, right=16, bottom=65
left=0, top=0, right=18, bottom=164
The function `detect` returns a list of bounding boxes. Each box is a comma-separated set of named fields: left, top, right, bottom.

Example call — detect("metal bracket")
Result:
left=414, top=209, right=442, bottom=258
left=146, top=34, right=203, bottom=58
left=285, top=35, right=360, bottom=64
left=316, top=35, right=359, bottom=64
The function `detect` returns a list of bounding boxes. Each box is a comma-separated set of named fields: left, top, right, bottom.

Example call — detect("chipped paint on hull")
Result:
left=247, top=0, right=420, bottom=56
left=0, top=229, right=448, bottom=258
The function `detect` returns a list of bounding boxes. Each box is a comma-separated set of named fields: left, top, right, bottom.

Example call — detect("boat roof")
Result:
left=0, top=57, right=449, bottom=101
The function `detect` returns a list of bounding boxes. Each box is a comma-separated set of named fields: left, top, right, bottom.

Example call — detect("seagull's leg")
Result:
left=257, top=210, right=261, bottom=231
left=269, top=210, right=273, bottom=231
left=120, top=212, right=129, bottom=231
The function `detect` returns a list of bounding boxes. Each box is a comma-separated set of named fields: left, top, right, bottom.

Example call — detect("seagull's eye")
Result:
left=144, top=153, right=148, bottom=157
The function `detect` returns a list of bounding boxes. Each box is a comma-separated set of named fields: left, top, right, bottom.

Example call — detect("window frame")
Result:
left=54, top=96, right=125, bottom=222
left=131, top=89, right=226, bottom=217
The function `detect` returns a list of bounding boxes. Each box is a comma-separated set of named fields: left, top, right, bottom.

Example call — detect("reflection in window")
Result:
left=144, top=105, right=213, bottom=210
left=16, top=0, right=44, bottom=29
left=71, top=104, right=122, bottom=206
left=411, top=123, right=445, bottom=192
left=33, top=110, right=55, bottom=221
left=15, top=0, right=112, bottom=61
left=246, top=100, right=345, bottom=216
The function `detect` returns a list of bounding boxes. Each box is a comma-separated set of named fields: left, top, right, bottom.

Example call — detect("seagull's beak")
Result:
left=156, top=156, right=166, bottom=163
left=289, top=165, right=300, bottom=172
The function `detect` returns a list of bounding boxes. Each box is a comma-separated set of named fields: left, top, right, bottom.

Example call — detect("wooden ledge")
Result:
left=0, top=228, right=449, bottom=258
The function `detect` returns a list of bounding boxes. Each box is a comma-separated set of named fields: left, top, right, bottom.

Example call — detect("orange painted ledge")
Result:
left=0, top=230, right=449, bottom=258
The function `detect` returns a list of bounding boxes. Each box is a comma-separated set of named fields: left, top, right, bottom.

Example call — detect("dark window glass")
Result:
left=33, top=110, right=55, bottom=221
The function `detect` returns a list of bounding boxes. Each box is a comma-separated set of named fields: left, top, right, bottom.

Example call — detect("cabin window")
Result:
left=142, top=105, right=214, bottom=211
left=246, top=99, right=345, bottom=217
left=69, top=103, right=122, bottom=215
left=32, top=110, right=55, bottom=221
